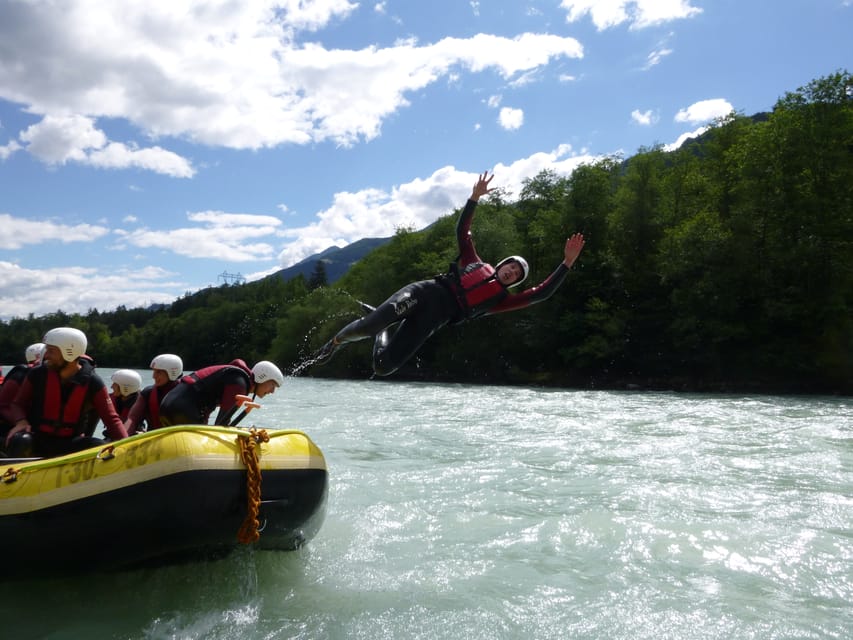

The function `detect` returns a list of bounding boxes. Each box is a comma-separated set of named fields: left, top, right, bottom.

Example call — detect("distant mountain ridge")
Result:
left=268, top=236, right=392, bottom=284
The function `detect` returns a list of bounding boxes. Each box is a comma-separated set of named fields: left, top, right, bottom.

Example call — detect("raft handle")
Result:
left=97, top=445, right=116, bottom=461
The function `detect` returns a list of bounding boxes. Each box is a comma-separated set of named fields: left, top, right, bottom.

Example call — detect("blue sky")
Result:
left=0, top=0, right=850, bottom=320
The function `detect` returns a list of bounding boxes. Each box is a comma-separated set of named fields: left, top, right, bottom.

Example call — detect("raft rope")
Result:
left=236, top=427, right=270, bottom=544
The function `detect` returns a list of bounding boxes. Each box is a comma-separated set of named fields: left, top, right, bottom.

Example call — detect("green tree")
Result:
left=308, top=261, right=328, bottom=290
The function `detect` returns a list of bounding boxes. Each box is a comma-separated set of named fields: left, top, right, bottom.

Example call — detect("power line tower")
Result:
left=218, top=271, right=246, bottom=285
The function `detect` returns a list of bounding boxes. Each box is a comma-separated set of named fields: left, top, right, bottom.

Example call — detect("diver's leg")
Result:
left=315, top=286, right=417, bottom=364
left=372, top=284, right=450, bottom=376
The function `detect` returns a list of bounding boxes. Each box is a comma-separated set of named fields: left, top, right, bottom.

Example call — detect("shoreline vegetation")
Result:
left=2, top=72, right=850, bottom=396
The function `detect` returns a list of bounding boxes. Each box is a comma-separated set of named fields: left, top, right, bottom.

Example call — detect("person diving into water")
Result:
left=313, top=170, right=586, bottom=376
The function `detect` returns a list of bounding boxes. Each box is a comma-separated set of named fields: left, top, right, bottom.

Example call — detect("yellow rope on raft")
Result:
left=236, top=428, right=270, bottom=544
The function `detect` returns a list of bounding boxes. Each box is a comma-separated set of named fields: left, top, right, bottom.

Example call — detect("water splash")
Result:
left=287, top=294, right=373, bottom=377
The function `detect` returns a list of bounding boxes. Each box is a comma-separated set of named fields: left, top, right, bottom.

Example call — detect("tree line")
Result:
left=1, top=71, right=850, bottom=394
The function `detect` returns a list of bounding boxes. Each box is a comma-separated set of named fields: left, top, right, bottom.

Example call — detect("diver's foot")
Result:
left=313, top=338, right=340, bottom=365
left=357, top=300, right=376, bottom=314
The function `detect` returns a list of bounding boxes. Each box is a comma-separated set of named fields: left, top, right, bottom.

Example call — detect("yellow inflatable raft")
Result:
left=0, top=425, right=328, bottom=576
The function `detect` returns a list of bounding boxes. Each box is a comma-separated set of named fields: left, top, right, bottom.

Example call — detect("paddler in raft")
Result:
left=3, top=327, right=129, bottom=458
left=0, top=342, right=46, bottom=442
left=158, top=359, right=285, bottom=427
left=122, top=353, right=184, bottom=435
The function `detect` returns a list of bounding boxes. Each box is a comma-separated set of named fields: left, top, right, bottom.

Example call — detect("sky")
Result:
left=0, top=0, right=850, bottom=321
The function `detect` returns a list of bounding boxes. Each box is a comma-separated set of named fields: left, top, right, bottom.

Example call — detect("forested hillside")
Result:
left=2, top=72, right=850, bottom=393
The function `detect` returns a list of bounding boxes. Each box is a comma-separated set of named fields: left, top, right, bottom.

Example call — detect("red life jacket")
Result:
left=450, top=262, right=508, bottom=318
left=146, top=380, right=177, bottom=429
left=36, top=369, right=90, bottom=437
left=110, top=392, right=138, bottom=421
left=181, top=359, right=251, bottom=386
left=178, top=361, right=251, bottom=415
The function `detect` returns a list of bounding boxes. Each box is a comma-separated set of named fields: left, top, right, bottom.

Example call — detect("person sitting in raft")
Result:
left=0, top=342, right=46, bottom=444
left=26, top=342, right=46, bottom=367
left=158, top=359, right=285, bottom=427
left=109, top=369, right=143, bottom=422
left=123, top=353, right=183, bottom=434
left=3, top=328, right=128, bottom=458
left=313, top=170, right=586, bottom=376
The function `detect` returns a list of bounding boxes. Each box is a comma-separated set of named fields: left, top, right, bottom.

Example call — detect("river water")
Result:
left=2, top=376, right=851, bottom=639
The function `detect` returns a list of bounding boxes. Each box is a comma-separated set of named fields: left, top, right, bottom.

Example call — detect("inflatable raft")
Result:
left=0, top=425, right=328, bottom=576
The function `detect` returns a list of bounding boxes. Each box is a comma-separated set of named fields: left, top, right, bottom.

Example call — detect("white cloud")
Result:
left=271, top=0, right=360, bottom=32
left=0, top=260, right=183, bottom=319
left=495, top=144, right=600, bottom=199
left=663, top=125, right=709, bottom=151
left=116, top=211, right=284, bottom=262
left=274, top=145, right=601, bottom=267
left=631, top=109, right=657, bottom=126
left=509, top=70, right=540, bottom=88
left=17, top=115, right=194, bottom=177
left=87, top=141, right=195, bottom=177
left=0, top=145, right=605, bottom=317
left=0, top=139, right=21, bottom=160
left=499, top=107, right=524, bottom=130
left=0, top=213, right=111, bottom=249
left=20, top=115, right=106, bottom=164
left=643, top=47, right=672, bottom=69
left=0, top=4, right=583, bottom=157
left=284, top=33, right=582, bottom=147
left=0, top=206, right=292, bottom=317
left=674, top=98, right=733, bottom=124
left=487, top=95, right=503, bottom=108
left=560, top=0, right=702, bottom=30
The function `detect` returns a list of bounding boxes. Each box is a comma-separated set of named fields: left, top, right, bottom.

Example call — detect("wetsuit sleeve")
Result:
left=94, top=386, right=128, bottom=440
left=485, top=263, right=571, bottom=315
left=7, top=376, right=34, bottom=425
left=455, top=199, right=482, bottom=266
left=124, top=392, right=147, bottom=435
left=213, top=378, right=249, bottom=426
left=0, top=378, right=22, bottom=424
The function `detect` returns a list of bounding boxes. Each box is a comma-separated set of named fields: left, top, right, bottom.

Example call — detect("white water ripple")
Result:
left=2, top=377, right=850, bottom=640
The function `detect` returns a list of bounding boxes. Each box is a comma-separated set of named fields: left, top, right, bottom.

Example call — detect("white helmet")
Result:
left=43, top=327, right=87, bottom=362
left=495, top=255, right=530, bottom=287
left=252, top=360, right=284, bottom=388
left=150, top=353, right=183, bottom=381
left=25, top=342, right=46, bottom=365
left=111, top=369, right=142, bottom=396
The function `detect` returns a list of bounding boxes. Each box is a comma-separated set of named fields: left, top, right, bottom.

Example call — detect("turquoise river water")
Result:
left=1, top=375, right=850, bottom=639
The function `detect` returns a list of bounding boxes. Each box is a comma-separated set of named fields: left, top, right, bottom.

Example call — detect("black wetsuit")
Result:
left=158, top=362, right=251, bottom=427
left=331, top=198, right=572, bottom=376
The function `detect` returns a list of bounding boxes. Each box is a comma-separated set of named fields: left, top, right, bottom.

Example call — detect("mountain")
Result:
left=268, top=236, right=392, bottom=284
